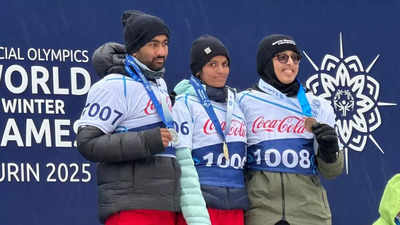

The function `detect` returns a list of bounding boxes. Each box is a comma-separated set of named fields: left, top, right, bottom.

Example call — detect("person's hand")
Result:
left=160, top=128, right=173, bottom=148
left=312, top=123, right=339, bottom=163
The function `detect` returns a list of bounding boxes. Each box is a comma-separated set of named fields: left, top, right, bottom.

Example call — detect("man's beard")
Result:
left=148, top=57, right=166, bottom=71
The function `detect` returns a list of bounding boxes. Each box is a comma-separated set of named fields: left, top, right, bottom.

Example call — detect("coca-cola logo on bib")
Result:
left=203, top=119, right=246, bottom=137
left=251, top=115, right=306, bottom=134
left=144, top=96, right=172, bottom=115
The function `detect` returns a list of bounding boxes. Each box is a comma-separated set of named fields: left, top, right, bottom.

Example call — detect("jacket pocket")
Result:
left=310, top=176, right=328, bottom=209
left=319, top=185, right=328, bottom=209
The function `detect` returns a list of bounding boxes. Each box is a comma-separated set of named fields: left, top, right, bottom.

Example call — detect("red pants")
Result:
left=177, top=208, right=244, bottom=225
left=105, top=209, right=177, bottom=225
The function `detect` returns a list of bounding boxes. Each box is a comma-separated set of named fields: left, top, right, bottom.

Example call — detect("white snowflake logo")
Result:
left=304, top=33, right=397, bottom=173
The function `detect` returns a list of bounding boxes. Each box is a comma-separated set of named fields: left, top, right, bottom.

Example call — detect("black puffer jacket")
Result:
left=91, top=42, right=127, bottom=78
left=76, top=42, right=180, bottom=223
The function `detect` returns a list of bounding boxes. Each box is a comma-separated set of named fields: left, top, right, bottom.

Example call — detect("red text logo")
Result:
left=203, top=119, right=246, bottom=137
left=251, top=116, right=305, bottom=134
left=144, top=96, right=172, bottom=115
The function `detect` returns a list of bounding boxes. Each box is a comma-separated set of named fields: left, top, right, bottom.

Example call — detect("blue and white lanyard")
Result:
left=125, top=55, right=174, bottom=128
left=257, top=79, right=312, bottom=117
left=190, top=75, right=235, bottom=144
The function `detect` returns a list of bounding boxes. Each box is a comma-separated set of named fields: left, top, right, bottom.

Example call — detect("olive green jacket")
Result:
left=245, top=152, right=344, bottom=225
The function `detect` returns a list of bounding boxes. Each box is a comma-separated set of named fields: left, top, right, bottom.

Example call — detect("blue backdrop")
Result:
left=1, top=1, right=399, bottom=224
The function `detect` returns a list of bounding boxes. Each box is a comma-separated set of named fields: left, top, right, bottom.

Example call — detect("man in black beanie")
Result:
left=90, top=10, right=169, bottom=78
left=238, top=34, right=344, bottom=225
left=123, top=10, right=169, bottom=72
left=76, top=10, right=180, bottom=225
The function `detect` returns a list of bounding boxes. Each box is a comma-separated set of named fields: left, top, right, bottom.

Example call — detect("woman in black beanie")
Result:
left=238, top=34, right=344, bottom=225
left=172, top=34, right=248, bottom=225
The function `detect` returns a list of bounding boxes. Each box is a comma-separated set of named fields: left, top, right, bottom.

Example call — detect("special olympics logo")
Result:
left=333, top=89, right=355, bottom=117
left=303, top=33, right=397, bottom=173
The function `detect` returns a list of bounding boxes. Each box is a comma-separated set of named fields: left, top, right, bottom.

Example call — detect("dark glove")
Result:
left=92, top=42, right=126, bottom=78
left=275, top=219, right=290, bottom=225
left=312, top=123, right=339, bottom=163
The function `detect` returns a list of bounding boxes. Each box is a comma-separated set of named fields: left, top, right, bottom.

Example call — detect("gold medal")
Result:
left=304, top=117, right=317, bottom=132
left=223, top=142, right=229, bottom=160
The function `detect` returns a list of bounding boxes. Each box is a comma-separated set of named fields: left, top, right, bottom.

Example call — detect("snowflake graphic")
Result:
left=303, top=33, right=397, bottom=173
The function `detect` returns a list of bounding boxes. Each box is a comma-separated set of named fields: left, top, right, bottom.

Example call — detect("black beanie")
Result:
left=190, top=35, right=230, bottom=75
left=256, top=34, right=301, bottom=97
left=257, top=34, right=300, bottom=76
left=122, top=10, right=169, bottom=54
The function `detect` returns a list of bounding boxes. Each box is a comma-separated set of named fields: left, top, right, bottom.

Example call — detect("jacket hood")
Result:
left=92, top=42, right=127, bottom=78
left=173, top=79, right=228, bottom=103
left=173, top=79, right=197, bottom=96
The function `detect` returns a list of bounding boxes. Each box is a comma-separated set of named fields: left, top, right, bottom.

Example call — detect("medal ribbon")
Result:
left=257, top=79, right=312, bottom=117
left=125, top=55, right=174, bottom=128
left=190, top=75, right=235, bottom=154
